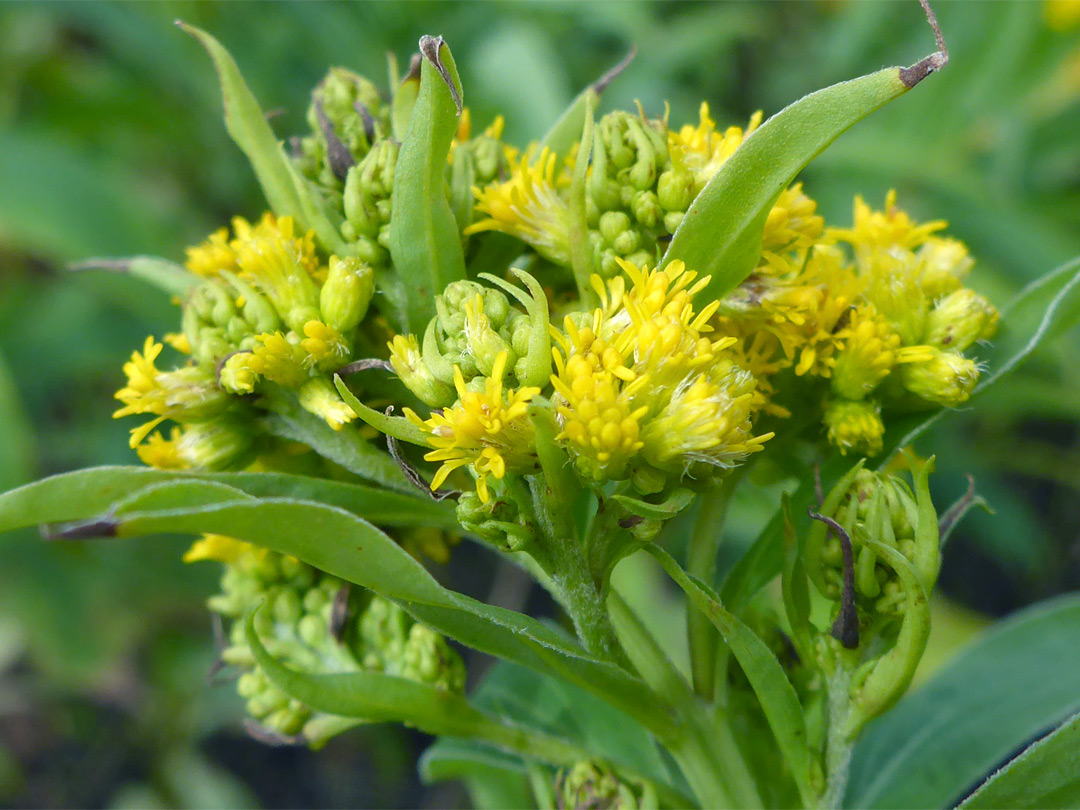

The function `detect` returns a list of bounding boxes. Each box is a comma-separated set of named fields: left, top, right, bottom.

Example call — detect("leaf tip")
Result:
left=591, top=44, right=637, bottom=95
left=418, top=34, right=463, bottom=115
left=41, top=518, right=118, bottom=541
left=899, top=0, right=949, bottom=88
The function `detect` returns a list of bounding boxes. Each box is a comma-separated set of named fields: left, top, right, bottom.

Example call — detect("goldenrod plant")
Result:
left=3, top=2, right=1080, bottom=808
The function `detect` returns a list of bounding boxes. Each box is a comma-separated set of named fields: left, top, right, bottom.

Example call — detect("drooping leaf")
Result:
left=0, top=467, right=455, bottom=535
left=846, top=594, right=1080, bottom=809
left=647, top=545, right=815, bottom=808
left=666, top=57, right=943, bottom=302
left=38, top=496, right=672, bottom=738
left=959, top=712, right=1080, bottom=809
left=389, top=36, right=468, bottom=334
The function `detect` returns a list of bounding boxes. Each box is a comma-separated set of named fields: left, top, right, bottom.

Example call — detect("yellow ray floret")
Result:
left=113, top=337, right=228, bottom=447
left=466, top=146, right=572, bottom=266
left=669, top=103, right=763, bottom=192
left=405, top=352, right=540, bottom=502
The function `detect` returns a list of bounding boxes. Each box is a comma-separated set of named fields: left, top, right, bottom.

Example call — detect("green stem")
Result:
left=687, top=472, right=742, bottom=700
left=823, top=664, right=854, bottom=810
left=525, top=476, right=629, bottom=667
left=609, top=591, right=762, bottom=809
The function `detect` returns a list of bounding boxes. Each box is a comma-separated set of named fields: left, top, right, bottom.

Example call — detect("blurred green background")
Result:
left=0, top=2, right=1078, bottom=807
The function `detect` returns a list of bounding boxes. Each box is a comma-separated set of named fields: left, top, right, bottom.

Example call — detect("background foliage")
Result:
left=0, top=2, right=1078, bottom=807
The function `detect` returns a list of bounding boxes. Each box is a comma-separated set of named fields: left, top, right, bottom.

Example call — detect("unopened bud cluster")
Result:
left=202, top=539, right=464, bottom=741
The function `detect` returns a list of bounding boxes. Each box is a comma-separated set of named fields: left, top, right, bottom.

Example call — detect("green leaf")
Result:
left=0, top=353, right=33, bottom=492
left=960, top=712, right=1080, bottom=810
left=246, top=609, right=587, bottom=767
left=44, top=496, right=671, bottom=738
left=423, top=660, right=677, bottom=791
left=259, top=386, right=410, bottom=492
left=177, top=22, right=344, bottom=254
left=612, top=489, right=695, bottom=521
left=665, top=65, right=931, bottom=302
left=846, top=594, right=1080, bottom=809
left=333, top=375, right=429, bottom=446
left=69, top=256, right=198, bottom=297
left=389, top=36, right=468, bottom=334
left=647, top=545, right=815, bottom=808
left=0, top=467, right=455, bottom=535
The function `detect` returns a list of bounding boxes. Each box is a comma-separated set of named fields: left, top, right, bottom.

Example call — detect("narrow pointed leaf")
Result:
left=178, top=23, right=344, bottom=253
left=0, top=467, right=454, bottom=535
left=70, top=256, right=198, bottom=297
left=62, top=497, right=672, bottom=737
left=389, top=36, right=468, bottom=334
left=647, top=545, right=815, bottom=808
left=666, top=59, right=941, bottom=302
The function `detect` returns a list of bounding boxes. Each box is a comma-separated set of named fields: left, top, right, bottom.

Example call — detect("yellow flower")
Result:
left=183, top=534, right=258, bottom=564
left=185, top=226, right=237, bottom=277
left=551, top=311, right=648, bottom=480
left=233, top=216, right=323, bottom=332
left=298, top=376, right=356, bottom=431
left=405, top=352, right=540, bottom=502
left=761, top=183, right=825, bottom=267
left=466, top=146, right=572, bottom=266
left=301, top=319, right=351, bottom=369
left=901, top=348, right=980, bottom=407
left=553, top=259, right=768, bottom=482
left=241, top=332, right=310, bottom=390
left=824, top=398, right=886, bottom=457
left=640, top=359, right=772, bottom=473
left=829, top=190, right=946, bottom=260
left=113, top=337, right=229, bottom=447
left=135, top=427, right=188, bottom=470
left=669, top=103, right=762, bottom=192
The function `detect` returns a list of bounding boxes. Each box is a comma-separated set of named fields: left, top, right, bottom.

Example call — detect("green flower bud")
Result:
left=401, top=624, right=466, bottom=692
left=804, top=458, right=939, bottom=623
left=630, top=190, right=662, bottom=229
left=663, top=211, right=684, bottom=233
left=343, top=139, right=398, bottom=246
left=455, top=490, right=531, bottom=551
left=555, top=761, right=641, bottom=810
left=175, top=418, right=254, bottom=471
left=657, top=168, right=693, bottom=213
left=300, top=68, right=390, bottom=187
left=901, top=348, right=979, bottom=407
left=923, top=288, right=999, bottom=352
left=320, top=256, right=375, bottom=333
left=389, top=334, right=455, bottom=408
left=824, top=398, right=885, bottom=457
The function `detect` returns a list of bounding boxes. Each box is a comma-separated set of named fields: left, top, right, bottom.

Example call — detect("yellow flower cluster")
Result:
left=668, top=102, right=762, bottom=195
left=717, top=190, right=998, bottom=456
left=552, top=259, right=772, bottom=482
left=404, top=352, right=540, bottom=502
left=467, top=146, right=572, bottom=266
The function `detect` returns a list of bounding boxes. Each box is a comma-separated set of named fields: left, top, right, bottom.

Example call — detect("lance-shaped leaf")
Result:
left=647, top=545, right=816, bottom=809
left=389, top=36, right=468, bottom=334
left=43, top=497, right=673, bottom=738
left=177, top=23, right=345, bottom=254
left=0, top=467, right=455, bottom=535
left=959, top=712, right=1080, bottom=809
left=665, top=48, right=946, bottom=302
left=245, top=610, right=588, bottom=767
left=69, top=256, right=198, bottom=297
left=333, top=375, right=429, bottom=446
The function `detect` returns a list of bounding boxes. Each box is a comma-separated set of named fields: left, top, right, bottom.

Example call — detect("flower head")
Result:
left=466, top=147, right=572, bottom=265
left=405, top=352, right=540, bottom=502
